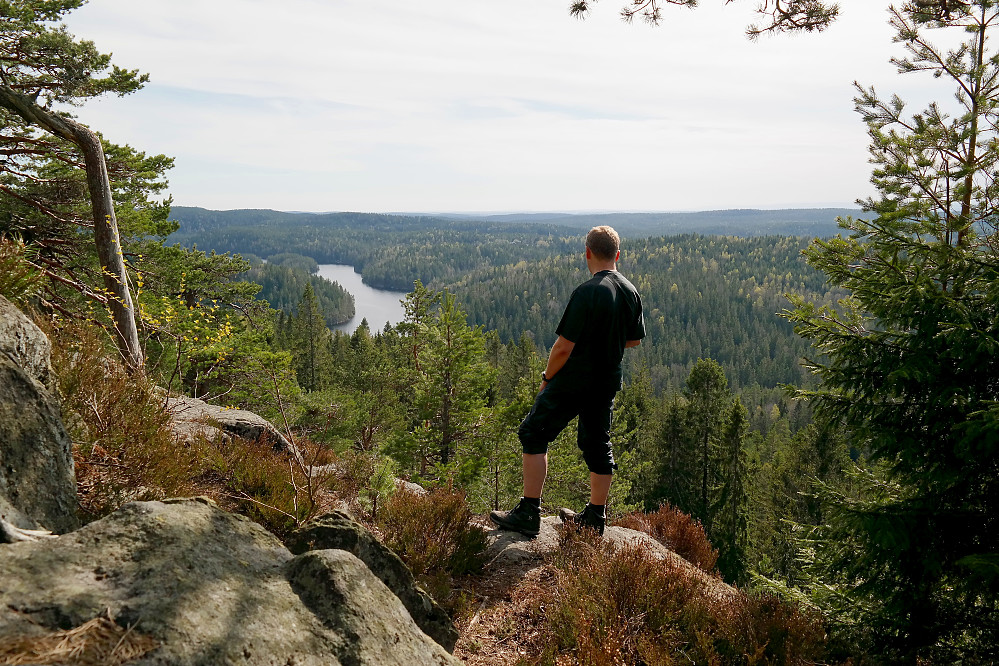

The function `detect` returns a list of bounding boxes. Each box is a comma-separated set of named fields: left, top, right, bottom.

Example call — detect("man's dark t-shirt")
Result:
left=555, top=269, right=645, bottom=390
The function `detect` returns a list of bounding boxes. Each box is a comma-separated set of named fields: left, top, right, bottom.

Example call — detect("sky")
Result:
left=60, top=0, right=935, bottom=213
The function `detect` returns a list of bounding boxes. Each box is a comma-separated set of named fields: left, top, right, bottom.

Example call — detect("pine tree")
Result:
left=685, top=358, right=730, bottom=529
left=786, top=3, right=999, bottom=659
left=291, top=283, right=330, bottom=391
left=713, top=397, right=749, bottom=584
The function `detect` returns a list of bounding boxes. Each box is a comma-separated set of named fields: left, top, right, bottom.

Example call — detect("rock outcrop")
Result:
left=164, top=393, right=294, bottom=453
left=485, top=516, right=738, bottom=600
left=0, top=296, right=76, bottom=537
left=0, top=498, right=460, bottom=666
left=0, top=294, right=51, bottom=387
left=289, top=510, right=459, bottom=652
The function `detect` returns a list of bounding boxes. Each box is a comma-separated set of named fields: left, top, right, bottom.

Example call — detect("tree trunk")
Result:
left=0, top=85, right=143, bottom=370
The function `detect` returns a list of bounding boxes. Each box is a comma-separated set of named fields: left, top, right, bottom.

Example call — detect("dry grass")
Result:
left=0, top=614, right=158, bottom=666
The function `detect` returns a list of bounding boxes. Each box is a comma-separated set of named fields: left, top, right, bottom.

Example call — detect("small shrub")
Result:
left=710, top=592, right=829, bottom=666
left=203, top=435, right=337, bottom=538
left=534, top=529, right=710, bottom=665
left=526, top=527, right=834, bottom=666
left=378, top=484, right=488, bottom=579
left=616, top=502, right=719, bottom=573
left=377, top=484, right=487, bottom=617
left=50, top=321, right=201, bottom=519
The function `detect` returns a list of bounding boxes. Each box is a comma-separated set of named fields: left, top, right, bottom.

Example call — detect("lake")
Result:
left=315, top=264, right=408, bottom=334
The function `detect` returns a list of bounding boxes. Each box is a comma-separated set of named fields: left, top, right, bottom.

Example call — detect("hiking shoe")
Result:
left=489, top=498, right=541, bottom=538
left=559, top=503, right=606, bottom=536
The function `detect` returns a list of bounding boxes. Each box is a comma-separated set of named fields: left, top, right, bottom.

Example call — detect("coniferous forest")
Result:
left=2, top=2, right=998, bottom=664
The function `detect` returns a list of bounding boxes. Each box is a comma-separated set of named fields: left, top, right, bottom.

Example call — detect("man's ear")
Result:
left=585, top=247, right=592, bottom=259
left=615, top=250, right=620, bottom=262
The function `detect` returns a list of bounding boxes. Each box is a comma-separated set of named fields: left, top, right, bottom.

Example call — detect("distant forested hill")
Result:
left=168, top=207, right=580, bottom=291
left=445, top=208, right=860, bottom=238
left=168, top=206, right=843, bottom=391
left=238, top=256, right=354, bottom=327
left=451, top=234, right=841, bottom=391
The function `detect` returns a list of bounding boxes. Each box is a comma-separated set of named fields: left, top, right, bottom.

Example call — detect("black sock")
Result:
left=522, top=496, right=541, bottom=508
left=587, top=503, right=605, bottom=517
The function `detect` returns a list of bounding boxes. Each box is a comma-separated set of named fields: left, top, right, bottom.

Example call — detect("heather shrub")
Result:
left=202, top=435, right=336, bottom=538
left=616, top=502, right=719, bottom=573
left=710, top=592, right=829, bottom=665
left=50, top=321, right=201, bottom=519
left=533, top=528, right=712, bottom=665
left=378, top=484, right=487, bottom=578
left=378, top=484, right=487, bottom=616
left=528, top=527, right=834, bottom=666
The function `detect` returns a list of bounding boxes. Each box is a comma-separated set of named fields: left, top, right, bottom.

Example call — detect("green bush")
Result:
left=0, top=236, right=43, bottom=307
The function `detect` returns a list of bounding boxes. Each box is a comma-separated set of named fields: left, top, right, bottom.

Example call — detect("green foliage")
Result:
left=0, top=0, right=147, bottom=104
left=266, top=252, right=319, bottom=274
left=0, top=236, right=43, bottom=306
left=242, top=261, right=354, bottom=327
left=454, top=234, right=835, bottom=390
left=784, top=3, right=999, bottom=660
left=386, top=282, right=496, bottom=484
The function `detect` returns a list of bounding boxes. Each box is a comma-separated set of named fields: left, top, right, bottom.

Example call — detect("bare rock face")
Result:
left=287, top=551, right=458, bottom=666
left=164, top=394, right=294, bottom=453
left=289, top=510, right=460, bottom=652
left=0, top=354, right=77, bottom=536
left=0, top=295, right=51, bottom=387
left=0, top=498, right=460, bottom=666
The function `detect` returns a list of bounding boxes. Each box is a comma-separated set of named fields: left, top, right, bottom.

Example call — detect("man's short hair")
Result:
left=586, top=226, right=620, bottom=261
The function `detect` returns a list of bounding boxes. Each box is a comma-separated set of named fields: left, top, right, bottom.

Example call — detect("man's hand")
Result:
left=541, top=336, right=576, bottom=392
left=625, top=339, right=642, bottom=348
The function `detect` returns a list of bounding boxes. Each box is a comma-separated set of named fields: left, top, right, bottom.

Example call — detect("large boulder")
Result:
left=164, top=394, right=294, bottom=453
left=0, top=294, right=51, bottom=387
left=0, top=353, right=77, bottom=536
left=0, top=498, right=460, bottom=666
left=289, top=510, right=459, bottom=652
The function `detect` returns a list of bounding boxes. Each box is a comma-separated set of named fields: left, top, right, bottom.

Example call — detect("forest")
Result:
left=1, top=1, right=997, bottom=664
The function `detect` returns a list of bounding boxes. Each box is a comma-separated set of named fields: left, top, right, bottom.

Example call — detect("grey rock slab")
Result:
left=287, top=550, right=459, bottom=665
left=0, top=354, right=77, bottom=534
left=0, top=295, right=51, bottom=387
left=289, top=510, right=459, bottom=652
left=164, top=394, right=293, bottom=453
left=0, top=498, right=459, bottom=666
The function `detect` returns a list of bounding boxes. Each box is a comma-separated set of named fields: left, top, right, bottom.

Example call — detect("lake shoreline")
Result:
left=315, top=264, right=408, bottom=334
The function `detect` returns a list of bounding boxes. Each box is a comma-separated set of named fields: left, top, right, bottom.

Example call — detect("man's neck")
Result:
left=589, top=262, right=616, bottom=275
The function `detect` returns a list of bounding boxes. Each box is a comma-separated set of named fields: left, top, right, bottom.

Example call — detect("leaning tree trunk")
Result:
left=0, top=85, right=144, bottom=370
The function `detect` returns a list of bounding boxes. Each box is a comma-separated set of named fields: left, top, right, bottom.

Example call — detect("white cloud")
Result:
left=61, top=0, right=924, bottom=211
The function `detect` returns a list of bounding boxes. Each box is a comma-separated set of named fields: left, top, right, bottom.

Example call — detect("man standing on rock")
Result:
left=490, top=226, right=645, bottom=537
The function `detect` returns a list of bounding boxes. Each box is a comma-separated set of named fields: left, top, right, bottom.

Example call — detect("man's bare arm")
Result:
left=625, top=339, right=642, bottom=348
left=541, top=335, right=576, bottom=389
